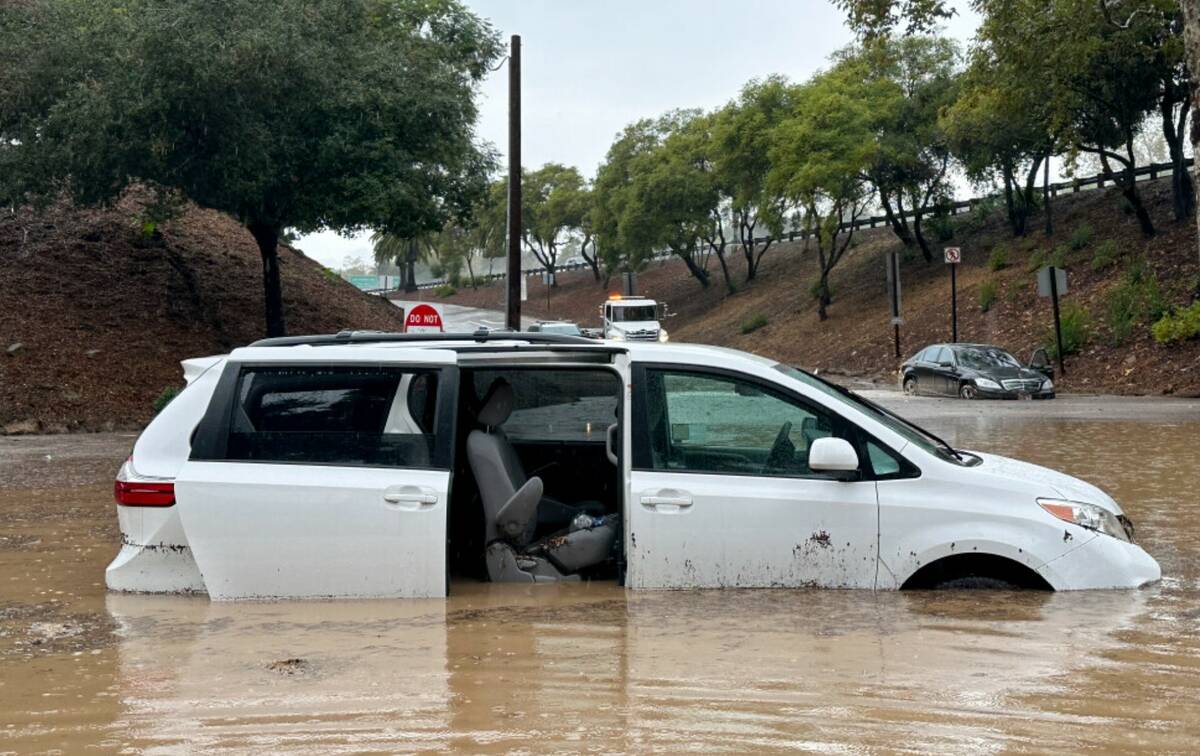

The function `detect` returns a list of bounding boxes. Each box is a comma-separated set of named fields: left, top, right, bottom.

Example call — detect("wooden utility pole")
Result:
left=505, top=34, right=522, bottom=331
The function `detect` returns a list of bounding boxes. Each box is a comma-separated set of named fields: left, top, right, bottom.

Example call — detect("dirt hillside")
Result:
left=0, top=192, right=405, bottom=432
left=440, top=178, right=1200, bottom=396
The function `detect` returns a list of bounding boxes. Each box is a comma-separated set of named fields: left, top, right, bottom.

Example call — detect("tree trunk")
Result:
left=879, top=186, right=915, bottom=247
left=1043, top=154, right=1053, bottom=237
left=1001, top=165, right=1018, bottom=237
left=738, top=213, right=760, bottom=281
left=1020, top=155, right=1043, bottom=237
left=912, top=209, right=932, bottom=263
left=1124, top=183, right=1158, bottom=237
left=405, top=238, right=418, bottom=293
left=1099, top=152, right=1156, bottom=238
left=677, top=249, right=710, bottom=288
left=1162, top=92, right=1196, bottom=222
left=248, top=221, right=286, bottom=338
left=816, top=272, right=831, bottom=321
left=581, top=236, right=601, bottom=281
left=465, top=253, right=477, bottom=289
left=1184, top=0, right=1200, bottom=268
left=715, top=247, right=735, bottom=295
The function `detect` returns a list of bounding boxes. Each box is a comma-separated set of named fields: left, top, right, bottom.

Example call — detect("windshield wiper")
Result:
left=807, top=372, right=967, bottom=462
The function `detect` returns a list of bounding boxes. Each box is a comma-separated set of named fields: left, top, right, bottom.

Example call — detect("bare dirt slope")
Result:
left=1, top=192, right=404, bottom=432
left=442, top=179, right=1200, bottom=396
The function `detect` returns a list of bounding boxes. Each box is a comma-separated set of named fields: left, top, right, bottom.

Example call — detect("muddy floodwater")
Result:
left=3, top=395, right=1200, bottom=753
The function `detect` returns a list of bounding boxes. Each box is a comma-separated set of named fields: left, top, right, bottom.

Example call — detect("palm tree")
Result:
left=371, top=232, right=419, bottom=293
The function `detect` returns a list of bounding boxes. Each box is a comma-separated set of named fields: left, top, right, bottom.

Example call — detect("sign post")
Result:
left=944, top=247, right=961, bottom=342
left=505, top=34, right=522, bottom=332
left=1037, top=266, right=1068, bottom=377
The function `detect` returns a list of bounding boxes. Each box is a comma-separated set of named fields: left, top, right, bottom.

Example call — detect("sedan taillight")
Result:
left=114, top=457, right=175, bottom=507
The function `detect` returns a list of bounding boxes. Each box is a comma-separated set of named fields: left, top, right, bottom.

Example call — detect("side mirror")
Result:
left=808, top=437, right=859, bottom=478
left=938, top=360, right=954, bottom=368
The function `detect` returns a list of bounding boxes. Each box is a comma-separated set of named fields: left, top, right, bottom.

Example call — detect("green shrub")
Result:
left=1045, top=301, right=1091, bottom=358
left=1049, top=245, right=1068, bottom=268
left=1026, top=248, right=1047, bottom=273
left=957, top=196, right=1000, bottom=234
left=987, top=245, right=1009, bottom=272
left=808, top=279, right=832, bottom=301
left=434, top=283, right=457, bottom=297
left=1090, top=240, right=1120, bottom=272
left=1104, top=261, right=1163, bottom=346
left=741, top=313, right=769, bottom=334
left=1152, top=301, right=1200, bottom=344
left=978, top=279, right=998, bottom=312
left=153, top=385, right=181, bottom=414
left=1069, top=223, right=1094, bottom=250
left=927, top=213, right=955, bottom=242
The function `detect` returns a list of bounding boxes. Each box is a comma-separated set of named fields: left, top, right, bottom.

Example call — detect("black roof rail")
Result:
left=247, top=330, right=599, bottom=348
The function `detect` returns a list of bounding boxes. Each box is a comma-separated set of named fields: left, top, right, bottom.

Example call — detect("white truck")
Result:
left=600, top=295, right=669, bottom=342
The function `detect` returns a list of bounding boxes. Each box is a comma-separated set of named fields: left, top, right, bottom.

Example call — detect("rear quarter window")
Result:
left=198, top=365, right=443, bottom=468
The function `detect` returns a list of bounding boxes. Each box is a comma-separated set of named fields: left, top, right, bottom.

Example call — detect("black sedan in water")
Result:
left=901, top=343, right=1055, bottom=399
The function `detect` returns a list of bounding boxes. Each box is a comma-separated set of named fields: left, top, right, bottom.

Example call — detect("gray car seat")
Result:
left=466, top=378, right=619, bottom=582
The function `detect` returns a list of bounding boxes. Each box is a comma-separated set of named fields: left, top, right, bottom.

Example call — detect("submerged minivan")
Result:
left=107, top=332, right=1160, bottom=600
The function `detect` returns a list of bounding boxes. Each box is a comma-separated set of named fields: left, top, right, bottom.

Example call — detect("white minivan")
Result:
left=107, top=332, right=1161, bottom=600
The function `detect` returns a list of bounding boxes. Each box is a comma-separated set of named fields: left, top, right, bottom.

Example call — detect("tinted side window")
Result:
left=222, top=366, right=440, bottom=467
left=932, top=347, right=950, bottom=364
left=471, top=369, right=619, bottom=442
left=640, top=369, right=849, bottom=478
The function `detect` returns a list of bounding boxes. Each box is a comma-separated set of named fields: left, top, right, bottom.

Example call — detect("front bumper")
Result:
left=1037, top=534, right=1162, bottom=590
left=974, top=386, right=1056, bottom=400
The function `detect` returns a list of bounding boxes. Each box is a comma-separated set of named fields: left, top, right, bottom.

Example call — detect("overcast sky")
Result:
left=295, top=0, right=981, bottom=269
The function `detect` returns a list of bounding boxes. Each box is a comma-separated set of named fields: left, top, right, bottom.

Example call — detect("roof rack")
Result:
left=248, top=329, right=599, bottom=348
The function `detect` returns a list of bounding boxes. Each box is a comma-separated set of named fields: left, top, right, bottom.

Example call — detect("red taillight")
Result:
left=114, top=479, right=175, bottom=507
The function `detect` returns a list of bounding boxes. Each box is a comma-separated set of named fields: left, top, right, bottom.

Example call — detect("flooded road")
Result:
left=3, top=395, right=1200, bottom=753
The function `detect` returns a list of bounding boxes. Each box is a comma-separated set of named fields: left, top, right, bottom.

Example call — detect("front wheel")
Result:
left=902, top=376, right=918, bottom=396
left=959, top=383, right=977, bottom=400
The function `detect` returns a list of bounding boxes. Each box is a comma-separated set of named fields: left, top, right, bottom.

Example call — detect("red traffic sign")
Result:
left=944, top=247, right=961, bottom=264
left=403, top=303, right=445, bottom=333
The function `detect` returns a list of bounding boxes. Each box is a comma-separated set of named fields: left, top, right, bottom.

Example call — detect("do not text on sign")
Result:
left=403, top=303, right=445, bottom=333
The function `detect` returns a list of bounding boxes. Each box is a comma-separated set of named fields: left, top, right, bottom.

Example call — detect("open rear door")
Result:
left=176, top=347, right=457, bottom=599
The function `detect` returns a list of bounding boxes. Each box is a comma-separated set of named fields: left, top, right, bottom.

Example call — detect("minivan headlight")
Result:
left=658, top=329, right=669, bottom=343
left=1038, top=498, right=1130, bottom=542
left=975, top=377, right=1001, bottom=390
left=608, top=331, right=625, bottom=341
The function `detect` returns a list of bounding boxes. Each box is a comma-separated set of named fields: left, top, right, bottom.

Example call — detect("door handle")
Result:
left=639, top=492, right=693, bottom=512
left=383, top=487, right=438, bottom=510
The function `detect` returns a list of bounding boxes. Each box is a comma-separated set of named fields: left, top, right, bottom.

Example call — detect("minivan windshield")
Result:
left=773, top=364, right=977, bottom=466
left=955, top=346, right=1022, bottom=370
left=608, top=305, right=657, bottom=322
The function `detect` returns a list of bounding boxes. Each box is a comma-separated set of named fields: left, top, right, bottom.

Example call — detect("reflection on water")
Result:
left=2, top=413, right=1200, bottom=752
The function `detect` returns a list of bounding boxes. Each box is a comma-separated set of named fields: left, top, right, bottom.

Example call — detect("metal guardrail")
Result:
left=404, top=158, right=1192, bottom=290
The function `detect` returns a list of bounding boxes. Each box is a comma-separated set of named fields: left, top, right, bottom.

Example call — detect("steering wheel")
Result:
left=762, top=421, right=794, bottom=475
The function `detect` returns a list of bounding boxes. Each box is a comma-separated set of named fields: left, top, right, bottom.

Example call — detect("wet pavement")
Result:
left=2, top=395, right=1200, bottom=753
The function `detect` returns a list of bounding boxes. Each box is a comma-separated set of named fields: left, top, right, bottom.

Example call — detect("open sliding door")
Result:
left=176, top=347, right=458, bottom=599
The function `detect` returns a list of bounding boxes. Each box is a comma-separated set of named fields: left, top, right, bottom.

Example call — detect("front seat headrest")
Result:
left=477, top=378, right=514, bottom=428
